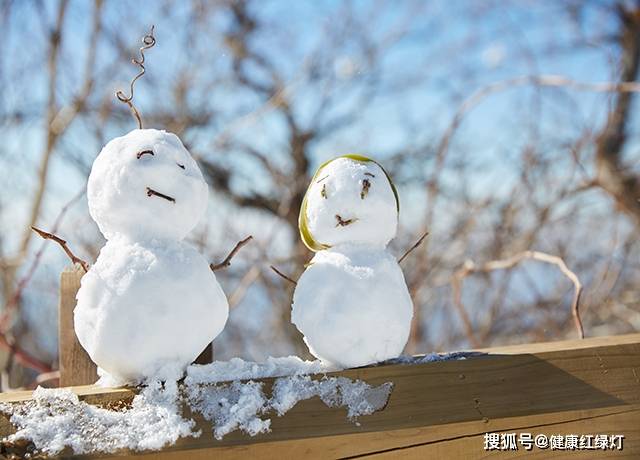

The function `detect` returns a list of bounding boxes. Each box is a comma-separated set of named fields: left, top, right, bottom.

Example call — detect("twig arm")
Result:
left=210, top=236, right=253, bottom=271
left=270, top=265, right=297, bottom=286
left=398, top=231, right=429, bottom=264
left=31, top=226, right=89, bottom=273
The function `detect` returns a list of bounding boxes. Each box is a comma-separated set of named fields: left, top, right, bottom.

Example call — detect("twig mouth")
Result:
left=335, top=214, right=357, bottom=227
left=146, top=187, right=176, bottom=203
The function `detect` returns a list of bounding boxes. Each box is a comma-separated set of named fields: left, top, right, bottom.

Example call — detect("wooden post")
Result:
left=58, top=266, right=97, bottom=386
left=195, top=344, right=213, bottom=364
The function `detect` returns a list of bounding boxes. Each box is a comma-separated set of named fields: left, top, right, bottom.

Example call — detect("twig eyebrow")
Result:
left=316, top=175, right=330, bottom=183
left=137, top=149, right=154, bottom=159
left=364, top=172, right=376, bottom=177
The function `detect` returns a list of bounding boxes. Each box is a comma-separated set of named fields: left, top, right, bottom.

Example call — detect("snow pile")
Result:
left=187, top=380, right=271, bottom=440
left=0, top=381, right=196, bottom=456
left=186, top=374, right=393, bottom=440
left=0, top=356, right=394, bottom=455
left=185, top=356, right=332, bottom=384
left=392, top=350, right=486, bottom=364
left=270, top=375, right=393, bottom=418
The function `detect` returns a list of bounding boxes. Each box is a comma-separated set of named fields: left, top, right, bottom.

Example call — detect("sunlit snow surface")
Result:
left=0, top=353, right=469, bottom=455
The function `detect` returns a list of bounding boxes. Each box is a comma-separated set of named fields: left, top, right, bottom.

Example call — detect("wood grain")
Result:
left=1, top=334, right=638, bottom=459
left=58, top=266, right=97, bottom=387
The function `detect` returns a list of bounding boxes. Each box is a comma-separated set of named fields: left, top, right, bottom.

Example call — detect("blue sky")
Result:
left=2, top=0, right=636, bottom=358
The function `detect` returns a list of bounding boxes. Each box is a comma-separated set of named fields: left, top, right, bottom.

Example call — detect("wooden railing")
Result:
left=0, top=268, right=638, bottom=458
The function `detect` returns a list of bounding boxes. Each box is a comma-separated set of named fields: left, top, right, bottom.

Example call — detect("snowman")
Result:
left=29, top=26, right=248, bottom=384
left=291, top=155, right=414, bottom=368
left=71, top=128, right=230, bottom=384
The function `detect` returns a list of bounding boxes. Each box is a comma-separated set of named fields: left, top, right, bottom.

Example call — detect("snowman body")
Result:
left=292, top=156, right=413, bottom=368
left=75, top=129, right=228, bottom=383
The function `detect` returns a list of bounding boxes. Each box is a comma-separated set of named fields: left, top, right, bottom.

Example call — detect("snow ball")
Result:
left=75, top=239, right=228, bottom=384
left=87, top=129, right=208, bottom=241
left=301, top=156, right=398, bottom=250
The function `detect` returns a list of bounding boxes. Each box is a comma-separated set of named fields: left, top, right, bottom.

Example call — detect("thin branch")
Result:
left=270, top=265, right=297, bottom=286
left=0, top=334, right=52, bottom=374
left=1, top=189, right=85, bottom=332
left=451, top=250, right=585, bottom=347
left=398, top=231, right=429, bottom=264
left=30, top=226, right=89, bottom=273
left=210, top=236, right=253, bottom=271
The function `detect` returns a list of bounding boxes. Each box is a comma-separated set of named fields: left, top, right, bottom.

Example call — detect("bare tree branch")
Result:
left=210, top=236, right=253, bottom=271
left=398, top=231, right=429, bottom=264
left=270, top=265, right=297, bottom=286
left=452, top=250, right=585, bottom=347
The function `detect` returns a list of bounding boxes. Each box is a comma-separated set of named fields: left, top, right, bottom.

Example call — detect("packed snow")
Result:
left=292, top=245, right=413, bottom=368
left=301, top=157, right=398, bottom=248
left=76, top=237, right=228, bottom=384
left=0, top=356, right=404, bottom=455
left=293, top=156, right=413, bottom=368
left=75, top=128, right=229, bottom=383
left=87, top=129, right=208, bottom=241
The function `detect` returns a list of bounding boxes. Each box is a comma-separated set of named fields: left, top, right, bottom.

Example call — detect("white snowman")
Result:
left=74, top=128, right=229, bottom=384
left=292, top=155, right=414, bottom=368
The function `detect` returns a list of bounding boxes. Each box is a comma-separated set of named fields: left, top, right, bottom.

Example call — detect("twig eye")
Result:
left=361, top=178, right=371, bottom=199
left=177, top=162, right=185, bottom=170
left=136, top=149, right=154, bottom=159
left=321, top=183, right=327, bottom=199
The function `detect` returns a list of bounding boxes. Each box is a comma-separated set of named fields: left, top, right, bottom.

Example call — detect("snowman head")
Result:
left=299, top=155, right=399, bottom=250
left=87, top=129, right=208, bottom=241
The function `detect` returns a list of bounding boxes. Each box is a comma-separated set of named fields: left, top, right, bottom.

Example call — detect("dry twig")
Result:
left=270, top=265, right=297, bottom=286
left=30, top=226, right=89, bottom=273
left=451, top=250, right=585, bottom=348
left=115, top=25, right=156, bottom=129
left=398, top=231, right=429, bottom=264
left=210, top=236, right=253, bottom=271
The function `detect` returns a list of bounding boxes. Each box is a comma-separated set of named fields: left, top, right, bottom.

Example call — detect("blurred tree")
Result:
left=0, top=0, right=638, bottom=388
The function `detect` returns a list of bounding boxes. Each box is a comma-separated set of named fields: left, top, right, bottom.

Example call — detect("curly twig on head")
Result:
left=115, top=25, right=156, bottom=129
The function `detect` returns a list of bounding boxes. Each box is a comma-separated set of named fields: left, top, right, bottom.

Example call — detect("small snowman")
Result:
left=291, top=155, right=414, bottom=368
left=33, top=27, right=249, bottom=384
left=73, top=127, right=230, bottom=384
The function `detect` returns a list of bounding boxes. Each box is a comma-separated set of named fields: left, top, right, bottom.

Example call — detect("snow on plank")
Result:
left=0, top=334, right=638, bottom=458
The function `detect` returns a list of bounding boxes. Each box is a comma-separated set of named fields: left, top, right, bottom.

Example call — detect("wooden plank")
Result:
left=1, top=334, right=638, bottom=459
left=58, top=266, right=97, bottom=387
